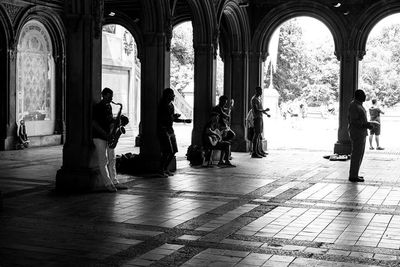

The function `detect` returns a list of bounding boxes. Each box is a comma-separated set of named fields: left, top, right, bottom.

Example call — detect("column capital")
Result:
left=193, top=43, right=214, bottom=55
left=336, top=49, right=366, bottom=61
left=231, top=51, right=247, bottom=59
left=143, top=32, right=167, bottom=46
left=248, top=51, right=267, bottom=62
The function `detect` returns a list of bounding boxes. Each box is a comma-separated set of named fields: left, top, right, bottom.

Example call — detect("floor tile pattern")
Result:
left=1, top=143, right=400, bottom=266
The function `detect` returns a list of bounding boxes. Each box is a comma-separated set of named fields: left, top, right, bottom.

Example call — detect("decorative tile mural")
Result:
left=17, top=20, right=53, bottom=122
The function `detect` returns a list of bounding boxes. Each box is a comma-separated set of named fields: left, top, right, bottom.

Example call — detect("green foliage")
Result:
left=170, top=22, right=224, bottom=100
left=360, top=24, right=400, bottom=107
left=266, top=19, right=339, bottom=106
left=170, top=23, right=194, bottom=94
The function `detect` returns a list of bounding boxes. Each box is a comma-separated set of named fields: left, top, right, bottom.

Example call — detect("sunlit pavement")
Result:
left=1, top=120, right=400, bottom=266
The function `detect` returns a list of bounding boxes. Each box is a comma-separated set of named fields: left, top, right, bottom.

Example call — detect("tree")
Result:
left=170, top=23, right=194, bottom=95
left=361, top=23, right=400, bottom=107
left=271, top=20, right=310, bottom=102
left=266, top=18, right=339, bottom=105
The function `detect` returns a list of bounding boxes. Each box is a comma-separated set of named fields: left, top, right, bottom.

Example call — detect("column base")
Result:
left=0, top=136, right=16, bottom=151
left=55, top=167, right=100, bottom=193
left=334, top=141, right=351, bottom=155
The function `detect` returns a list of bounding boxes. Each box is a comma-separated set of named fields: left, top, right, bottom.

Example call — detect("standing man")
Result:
left=92, top=87, right=128, bottom=192
left=250, top=86, right=270, bottom=158
left=348, top=89, right=374, bottom=182
left=368, top=99, right=385, bottom=150
left=157, top=88, right=192, bottom=177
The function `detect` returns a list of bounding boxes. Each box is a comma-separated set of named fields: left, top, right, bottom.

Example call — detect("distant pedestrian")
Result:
left=250, top=86, right=270, bottom=158
left=348, top=89, right=374, bottom=182
left=368, top=99, right=385, bottom=150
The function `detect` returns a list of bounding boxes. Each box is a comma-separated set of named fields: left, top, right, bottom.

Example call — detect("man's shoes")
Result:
left=155, top=172, right=168, bottom=178
left=105, top=184, right=117, bottom=192
left=377, top=147, right=385, bottom=150
left=114, top=183, right=128, bottom=190
left=217, top=161, right=226, bottom=167
left=223, top=161, right=236, bottom=167
left=164, top=170, right=174, bottom=176
left=251, top=153, right=263, bottom=158
left=349, top=177, right=364, bottom=182
left=369, top=147, right=374, bottom=150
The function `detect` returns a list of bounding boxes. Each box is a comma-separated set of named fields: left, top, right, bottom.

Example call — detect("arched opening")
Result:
left=262, top=16, right=339, bottom=151
left=216, top=46, right=224, bottom=103
left=170, top=21, right=194, bottom=156
left=102, top=24, right=141, bottom=153
left=16, top=20, right=56, bottom=141
left=359, top=13, right=400, bottom=152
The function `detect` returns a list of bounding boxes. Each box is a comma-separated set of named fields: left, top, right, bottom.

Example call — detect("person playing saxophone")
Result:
left=92, top=87, right=128, bottom=192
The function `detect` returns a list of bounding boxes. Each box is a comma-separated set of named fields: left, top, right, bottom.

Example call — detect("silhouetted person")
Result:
left=157, top=88, right=191, bottom=177
left=348, top=89, right=374, bottom=182
left=251, top=86, right=270, bottom=158
left=368, top=99, right=385, bottom=150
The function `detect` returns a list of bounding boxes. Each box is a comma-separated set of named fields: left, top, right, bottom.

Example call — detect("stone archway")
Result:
left=102, top=23, right=142, bottom=134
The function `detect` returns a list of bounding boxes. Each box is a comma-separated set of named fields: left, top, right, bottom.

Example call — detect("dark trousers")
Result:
left=349, top=135, right=366, bottom=178
left=252, top=117, right=264, bottom=155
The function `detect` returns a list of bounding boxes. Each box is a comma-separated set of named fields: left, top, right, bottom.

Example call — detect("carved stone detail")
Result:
left=93, top=0, right=104, bottom=39
left=2, top=2, right=23, bottom=23
left=212, top=27, right=220, bottom=59
left=165, top=19, right=173, bottom=52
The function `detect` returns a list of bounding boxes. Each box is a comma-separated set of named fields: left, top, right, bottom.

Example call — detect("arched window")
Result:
left=16, top=20, right=55, bottom=136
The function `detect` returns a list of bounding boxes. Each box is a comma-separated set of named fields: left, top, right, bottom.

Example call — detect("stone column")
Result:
left=56, top=0, right=104, bottom=192
left=248, top=52, right=263, bottom=97
left=334, top=50, right=361, bottom=155
left=0, top=40, right=11, bottom=150
left=192, top=43, right=216, bottom=146
left=223, top=54, right=232, bottom=100
left=139, top=32, right=169, bottom=170
left=230, top=51, right=248, bottom=152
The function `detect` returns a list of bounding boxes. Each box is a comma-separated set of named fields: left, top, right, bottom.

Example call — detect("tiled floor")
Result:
left=1, top=138, right=400, bottom=266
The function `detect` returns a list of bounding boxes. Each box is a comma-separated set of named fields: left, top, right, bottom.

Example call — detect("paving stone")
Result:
left=2, top=143, right=400, bottom=266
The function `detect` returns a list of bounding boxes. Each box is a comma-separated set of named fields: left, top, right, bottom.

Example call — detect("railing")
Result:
left=172, top=88, right=193, bottom=119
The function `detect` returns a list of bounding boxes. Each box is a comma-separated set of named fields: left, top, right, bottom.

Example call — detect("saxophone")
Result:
left=108, top=101, right=124, bottom=149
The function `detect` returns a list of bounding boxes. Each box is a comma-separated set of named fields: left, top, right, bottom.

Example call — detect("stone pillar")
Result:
left=334, top=50, right=361, bottom=155
left=192, top=44, right=216, bottom=146
left=0, top=37, right=10, bottom=150
left=56, top=0, right=104, bottom=192
left=139, top=32, right=169, bottom=170
left=230, top=51, right=248, bottom=152
left=248, top=52, right=263, bottom=97
left=223, top=54, right=232, bottom=100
